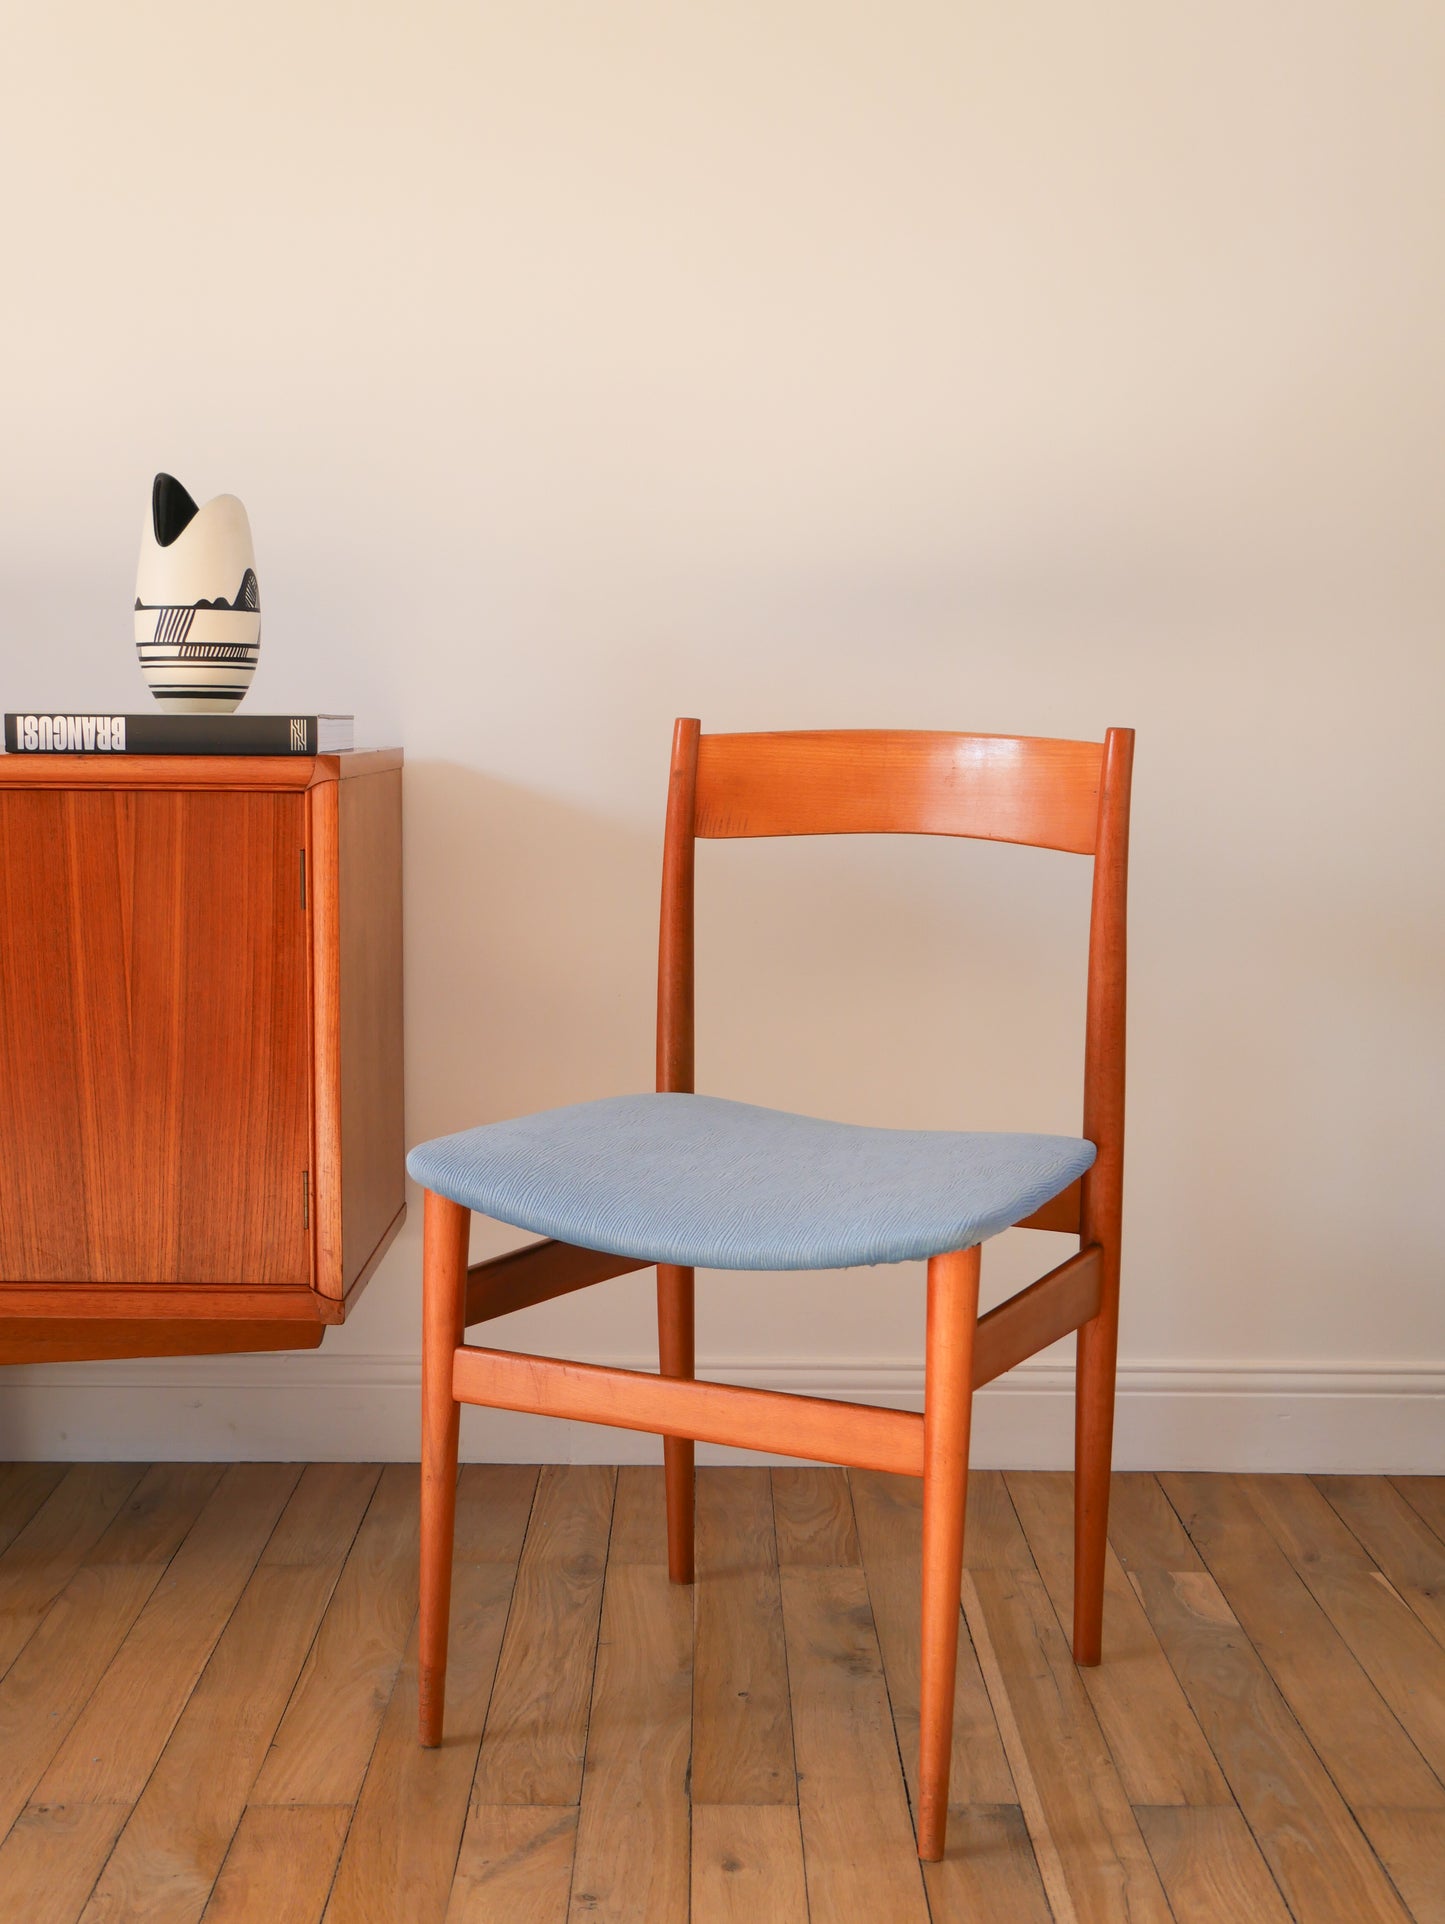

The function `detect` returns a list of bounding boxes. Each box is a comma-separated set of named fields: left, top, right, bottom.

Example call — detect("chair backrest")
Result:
left=656, top=721, right=1134, bottom=1248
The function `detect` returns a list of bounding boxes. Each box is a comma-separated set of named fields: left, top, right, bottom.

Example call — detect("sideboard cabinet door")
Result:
left=0, top=787, right=311, bottom=1287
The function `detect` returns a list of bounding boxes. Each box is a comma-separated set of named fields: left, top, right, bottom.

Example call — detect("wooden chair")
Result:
left=409, top=720, right=1133, bottom=1862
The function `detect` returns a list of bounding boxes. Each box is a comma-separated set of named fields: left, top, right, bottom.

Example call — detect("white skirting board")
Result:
left=0, top=1355, right=1439, bottom=1472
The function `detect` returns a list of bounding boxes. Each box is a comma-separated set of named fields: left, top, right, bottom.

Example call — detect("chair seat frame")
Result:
left=417, top=719, right=1133, bottom=1865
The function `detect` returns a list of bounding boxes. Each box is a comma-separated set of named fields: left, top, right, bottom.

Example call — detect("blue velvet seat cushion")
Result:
left=406, top=1093, right=1095, bottom=1271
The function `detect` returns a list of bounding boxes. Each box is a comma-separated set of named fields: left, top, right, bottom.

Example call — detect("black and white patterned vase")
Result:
left=134, top=473, right=261, bottom=713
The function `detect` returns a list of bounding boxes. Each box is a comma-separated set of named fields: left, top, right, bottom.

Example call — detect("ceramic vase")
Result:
left=134, top=473, right=261, bottom=713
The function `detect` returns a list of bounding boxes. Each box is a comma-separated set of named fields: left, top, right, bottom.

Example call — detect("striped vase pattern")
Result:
left=135, top=474, right=261, bottom=713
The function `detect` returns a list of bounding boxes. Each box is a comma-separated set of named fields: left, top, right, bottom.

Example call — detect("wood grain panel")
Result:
left=0, top=751, right=398, bottom=793
left=694, top=730, right=1103, bottom=852
left=0, top=1317, right=324, bottom=1362
left=0, top=789, right=310, bottom=1287
left=315, top=758, right=407, bottom=1300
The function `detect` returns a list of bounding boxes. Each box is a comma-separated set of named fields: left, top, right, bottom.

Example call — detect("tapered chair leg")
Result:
left=1072, top=1259, right=1119, bottom=1667
left=419, top=1189, right=470, bottom=1746
left=917, top=1245, right=981, bottom=1862
left=657, top=1262, right=696, bottom=1584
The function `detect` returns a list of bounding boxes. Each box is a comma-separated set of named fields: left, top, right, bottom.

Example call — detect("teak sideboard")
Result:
left=0, top=750, right=404, bottom=1365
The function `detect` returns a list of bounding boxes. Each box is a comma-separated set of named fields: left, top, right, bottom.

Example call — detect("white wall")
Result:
left=2, top=1, right=1441, bottom=1468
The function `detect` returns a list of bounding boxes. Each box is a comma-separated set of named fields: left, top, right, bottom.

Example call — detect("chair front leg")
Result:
left=656, top=1262, right=695, bottom=1584
left=918, top=1244, right=981, bottom=1862
left=419, top=1189, right=470, bottom=1746
left=1073, top=1245, right=1119, bottom=1666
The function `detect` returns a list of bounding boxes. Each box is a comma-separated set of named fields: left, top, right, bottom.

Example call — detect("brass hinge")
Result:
left=302, top=1169, right=310, bottom=1228
left=300, top=848, right=307, bottom=909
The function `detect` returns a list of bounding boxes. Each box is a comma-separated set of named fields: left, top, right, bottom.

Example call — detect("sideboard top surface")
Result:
left=0, top=748, right=402, bottom=790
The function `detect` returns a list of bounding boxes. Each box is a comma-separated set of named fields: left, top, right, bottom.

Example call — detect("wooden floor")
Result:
left=0, top=1464, right=1442, bottom=1922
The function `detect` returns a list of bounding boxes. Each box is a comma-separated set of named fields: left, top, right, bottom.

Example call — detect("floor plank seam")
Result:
left=1311, top=1474, right=1445, bottom=1661
left=560, top=1465, right=623, bottom=1924
left=1145, top=1472, right=1417, bottom=1924
left=0, top=1462, right=150, bottom=1690
left=763, top=1470, right=806, bottom=1817
left=1388, top=1480, right=1445, bottom=1555
left=443, top=1465, right=546, bottom=1917
left=1131, top=1473, right=1318, bottom=1924
left=837, top=1470, right=920, bottom=1840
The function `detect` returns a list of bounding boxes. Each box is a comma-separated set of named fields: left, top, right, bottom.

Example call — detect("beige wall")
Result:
left=2, top=2, right=1441, bottom=1465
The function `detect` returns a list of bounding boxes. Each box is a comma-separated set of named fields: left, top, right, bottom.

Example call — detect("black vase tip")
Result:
left=152, top=473, right=200, bottom=548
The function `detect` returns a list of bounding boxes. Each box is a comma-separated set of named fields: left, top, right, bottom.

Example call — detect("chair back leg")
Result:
left=419, top=1189, right=470, bottom=1745
left=918, top=1244, right=981, bottom=1861
left=656, top=1263, right=696, bottom=1584
left=1072, top=1251, right=1120, bottom=1666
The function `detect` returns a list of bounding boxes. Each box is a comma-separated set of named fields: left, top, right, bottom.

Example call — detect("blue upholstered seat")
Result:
left=406, top=1093, right=1095, bottom=1271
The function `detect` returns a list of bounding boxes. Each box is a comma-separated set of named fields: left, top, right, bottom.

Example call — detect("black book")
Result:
left=4, top=713, right=355, bottom=756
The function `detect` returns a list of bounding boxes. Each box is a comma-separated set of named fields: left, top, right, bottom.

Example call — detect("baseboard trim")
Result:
left=1, top=1351, right=1440, bottom=1471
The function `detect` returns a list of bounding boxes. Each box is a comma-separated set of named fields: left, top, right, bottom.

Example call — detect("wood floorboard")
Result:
left=1115, top=1480, right=1416, bottom=1924
left=0, top=1462, right=68, bottom=1558
left=250, top=1464, right=424, bottom=1808
left=849, top=1468, right=1015, bottom=1809
left=1160, top=1471, right=1445, bottom=1813
left=1393, top=1478, right=1445, bottom=1547
left=39, top=1463, right=299, bottom=1811
left=567, top=1471, right=692, bottom=1923
left=321, top=1467, right=536, bottom=1924
left=1243, top=1473, right=1445, bottom=1788
left=1135, top=1805, right=1294, bottom=1923
left=0, top=1463, right=148, bottom=1677
left=1006, top=1468, right=1231, bottom=1809
left=1315, top=1474, right=1445, bottom=1652
left=2, top=1463, right=1444, bottom=1922
left=200, top=1804, right=351, bottom=1924
left=445, top=1806, right=578, bottom=1924
left=691, top=1804, right=808, bottom=1923
left=771, top=1466, right=861, bottom=1567
left=78, top=1466, right=377, bottom=1924
left=471, top=1464, right=613, bottom=1808
left=781, top=1562, right=931, bottom=1923
left=691, top=1468, right=794, bottom=1804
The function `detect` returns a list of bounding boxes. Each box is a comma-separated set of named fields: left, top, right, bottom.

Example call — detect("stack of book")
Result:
left=3, top=713, right=354, bottom=755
